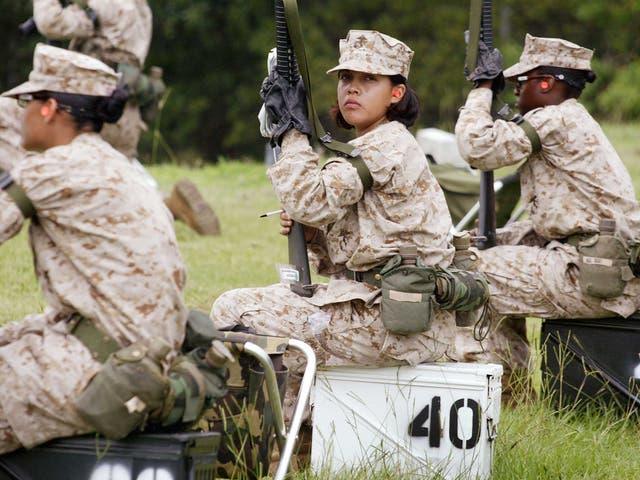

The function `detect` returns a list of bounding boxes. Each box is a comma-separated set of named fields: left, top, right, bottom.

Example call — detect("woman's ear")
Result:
left=390, top=84, right=406, bottom=104
left=40, top=99, right=58, bottom=122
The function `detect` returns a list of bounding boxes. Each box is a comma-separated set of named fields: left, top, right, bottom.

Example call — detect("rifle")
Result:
left=467, top=0, right=496, bottom=249
left=273, top=0, right=313, bottom=297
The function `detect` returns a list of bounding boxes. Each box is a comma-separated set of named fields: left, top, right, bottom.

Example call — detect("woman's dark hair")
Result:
left=537, top=66, right=596, bottom=99
left=331, top=73, right=420, bottom=130
left=45, top=85, right=129, bottom=132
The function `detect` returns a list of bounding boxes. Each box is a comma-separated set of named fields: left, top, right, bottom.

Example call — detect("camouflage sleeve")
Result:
left=0, top=190, right=25, bottom=244
left=33, top=0, right=94, bottom=40
left=267, top=130, right=363, bottom=227
left=455, top=88, right=533, bottom=170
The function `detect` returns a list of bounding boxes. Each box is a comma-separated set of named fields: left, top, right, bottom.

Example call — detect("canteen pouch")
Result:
left=75, top=342, right=171, bottom=439
left=578, top=233, right=634, bottom=299
left=379, top=254, right=437, bottom=335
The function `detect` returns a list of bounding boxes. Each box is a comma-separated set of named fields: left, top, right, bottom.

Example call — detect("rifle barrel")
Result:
left=273, top=0, right=312, bottom=296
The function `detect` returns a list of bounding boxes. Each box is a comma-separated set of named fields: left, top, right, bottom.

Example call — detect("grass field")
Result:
left=1, top=122, right=640, bottom=478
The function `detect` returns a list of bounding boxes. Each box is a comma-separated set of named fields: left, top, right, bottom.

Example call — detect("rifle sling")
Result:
left=514, top=117, right=542, bottom=154
left=282, top=0, right=373, bottom=193
left=0, top=171, right=35, bottom=219
left=491, top=98, right=542, bottom=155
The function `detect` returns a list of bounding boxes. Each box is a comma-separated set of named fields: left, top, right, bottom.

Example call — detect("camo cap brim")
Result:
left=503, top=33, right=594, bottom=79
left=2, top=43, right=120, bottom=99
left=327, top=30, right=414, bottom=79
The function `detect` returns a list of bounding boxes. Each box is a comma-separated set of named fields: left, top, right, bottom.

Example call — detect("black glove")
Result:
left=464, top=32, right=505, bottom=94
left=259, top=72, right=311, bottom=144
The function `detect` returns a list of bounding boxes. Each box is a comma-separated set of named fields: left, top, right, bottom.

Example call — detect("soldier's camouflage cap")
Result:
left=327, top=30, right=414, bottom=79
left=2, top=43, right=120, bottom=99
left=503, top=33, right=594, bottom=79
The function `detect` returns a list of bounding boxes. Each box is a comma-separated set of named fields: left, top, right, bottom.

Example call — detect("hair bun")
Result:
left=95, top=86, right=129, bottom=123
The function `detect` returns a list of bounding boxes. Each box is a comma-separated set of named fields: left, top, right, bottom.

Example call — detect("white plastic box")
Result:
left=311, top=363, right=502, bottom=479
left=415, top=127, right=471, bottom=169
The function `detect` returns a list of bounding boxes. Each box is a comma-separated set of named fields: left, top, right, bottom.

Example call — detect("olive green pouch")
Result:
left=380, top=254, right=437, bottom=335
left=578, top=233, right=634, bottom=299
left=75, top=342, right=170, bottom=439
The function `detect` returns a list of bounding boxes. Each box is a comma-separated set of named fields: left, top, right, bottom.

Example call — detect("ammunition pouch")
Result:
left=73, top=310, right=229, bottom=440
left=117, top=63, right=166, bottom=123
left=379, top=253, right=490, bottom=335
left=576, top=233, right=636, bottom=299
left=75, top=341, right=171, bottom=440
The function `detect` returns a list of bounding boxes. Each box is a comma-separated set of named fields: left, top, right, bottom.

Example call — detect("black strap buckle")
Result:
left=0, top=172, right=14, bottom=190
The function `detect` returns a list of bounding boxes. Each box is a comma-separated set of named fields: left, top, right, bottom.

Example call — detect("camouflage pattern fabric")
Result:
left=33, top=0, right=153, bottom=159
left=3, top=44, right=121, bottom=99
left=33, top=0, right=151, bottom=68
left=212, top=283, right=457, bottom=424
left=0, top=98, right=24, bottom=172
left=194, top=346, right=288, bottom=480
left=0, top=132, right=188, bottom=453
left=454, top=85, right=640, bottom=382
left=212, top=123, right=461, bottom=417
left=274, top=125, right=455, bottom=271
left=326, top=29, right=414, bottom=79
left=503, top=33, right=594, bottom=79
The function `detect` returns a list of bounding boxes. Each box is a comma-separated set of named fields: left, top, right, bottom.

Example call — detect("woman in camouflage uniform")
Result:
left=212, top=30, right=461, bottom=416
left=0, top=44, right=188, bottom=454
left=454, top=34, right=640, bottom=385
left=30, top=0, right=220, bottom=235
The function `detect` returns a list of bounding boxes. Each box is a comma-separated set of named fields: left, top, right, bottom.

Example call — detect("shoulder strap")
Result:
left=512, top=115, right=542, bottom=154
left=490, top=98, right=542, bottom=155
left=282, top=0, right=373, bottom=192
left=0, top=171, right=35, bottom=219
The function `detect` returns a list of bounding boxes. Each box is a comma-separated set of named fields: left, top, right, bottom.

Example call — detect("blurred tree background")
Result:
left=1, top=0, right=638, bottom=163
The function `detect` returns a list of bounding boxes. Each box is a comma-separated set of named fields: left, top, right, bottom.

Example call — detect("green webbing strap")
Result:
left=515, top=117, right=542, bottom=154
left=0, top=171, right=35, bottom=219
left=282, top=0, right=373, bottom=192
left=70, top=315, right=121, bottom=363
left=466, top=0, right=482, bottom=78
left=490, top=101, right=542, bottom=155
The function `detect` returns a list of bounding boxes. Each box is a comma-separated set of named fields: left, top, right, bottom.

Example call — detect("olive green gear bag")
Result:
left=74, top=342, right=171, bottom=440
left=75, top=310, right=230, bottom=439
left=379, top=254, right=438, bottom=335
left=577, top=231, right=635, bottom=299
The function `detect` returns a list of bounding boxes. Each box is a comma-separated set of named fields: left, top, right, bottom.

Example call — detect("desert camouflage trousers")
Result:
left=456, top=241, right=640, bottom=395
left=211, top=282, right=459, bottom=421
left=0, top=403, right=20, bottom=455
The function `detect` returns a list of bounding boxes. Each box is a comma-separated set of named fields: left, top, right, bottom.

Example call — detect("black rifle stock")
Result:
left=468, top=0, right=497, bottom=250
left=274, top=0, right=313, bottom=297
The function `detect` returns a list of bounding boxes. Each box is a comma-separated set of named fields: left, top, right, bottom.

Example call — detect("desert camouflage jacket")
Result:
left=455, top=88, right=640, bottom=242
left=268, top=122, right=454, bottom=304
left=33, top=0, right=152, bottom=67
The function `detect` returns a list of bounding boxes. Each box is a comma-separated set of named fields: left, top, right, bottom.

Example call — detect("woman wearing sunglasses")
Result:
left=0, top=43, right=188, bottom=453
left=454, top=33, right=640, bottom=393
